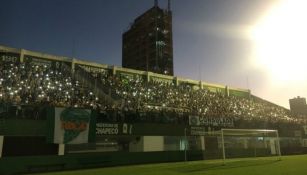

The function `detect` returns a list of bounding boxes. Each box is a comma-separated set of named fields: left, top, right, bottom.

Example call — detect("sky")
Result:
left=0, top=0, right=306, bottom=109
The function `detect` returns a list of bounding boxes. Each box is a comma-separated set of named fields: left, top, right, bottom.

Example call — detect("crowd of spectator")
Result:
left=0, top=59, right=100, bottom=119
left=87, top=67, right=306, bottom=125
left=1, top=57, right=306, bottom=127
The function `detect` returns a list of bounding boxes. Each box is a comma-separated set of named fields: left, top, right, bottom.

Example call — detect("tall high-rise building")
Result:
left=122, top=0, right=173, bottom=75
left=289, top=96, right=307, bottom=115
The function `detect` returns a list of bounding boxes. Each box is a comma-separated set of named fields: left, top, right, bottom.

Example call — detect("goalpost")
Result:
left=219, top=129, right=282, bottom=164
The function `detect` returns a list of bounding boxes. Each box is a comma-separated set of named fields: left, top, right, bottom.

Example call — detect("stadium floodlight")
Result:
left=218, top=129, right=282, bottom=165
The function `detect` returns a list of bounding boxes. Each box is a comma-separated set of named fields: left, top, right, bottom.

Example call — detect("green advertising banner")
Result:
left=47, top=107, right=96, bottom=144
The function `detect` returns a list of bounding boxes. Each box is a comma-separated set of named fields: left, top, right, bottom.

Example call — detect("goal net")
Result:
left=218, top=129, right=281, bottom=164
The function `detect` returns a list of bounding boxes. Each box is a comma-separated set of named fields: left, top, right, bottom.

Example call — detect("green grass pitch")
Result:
left=34, top=155, right=307, bottom=175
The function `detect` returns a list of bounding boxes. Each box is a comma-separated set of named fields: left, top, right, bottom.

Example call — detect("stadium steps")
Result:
left=74, top=65, right=120, bottom=105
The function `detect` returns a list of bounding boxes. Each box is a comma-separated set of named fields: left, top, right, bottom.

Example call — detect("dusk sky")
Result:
left=1, top=0, right=306, bottom=108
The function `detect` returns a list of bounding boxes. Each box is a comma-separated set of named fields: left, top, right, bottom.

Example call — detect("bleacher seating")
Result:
left=0, top=54, right=306, bottom=126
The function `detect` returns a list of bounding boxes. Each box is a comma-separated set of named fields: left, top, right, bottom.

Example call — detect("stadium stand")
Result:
left=1, top=46, right=307, bottom=175
left=0, top=47, right=306, bottom=126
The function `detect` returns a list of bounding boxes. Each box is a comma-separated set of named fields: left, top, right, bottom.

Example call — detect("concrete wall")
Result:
left=129, top=136, right=164, bottom=152
left=143, top=136, right=164, bottom=152
left=129, top=137, right=144, bottom=152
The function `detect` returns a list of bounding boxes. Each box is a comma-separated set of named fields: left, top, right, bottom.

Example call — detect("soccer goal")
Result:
left=218, top=129, right=282, bottom=164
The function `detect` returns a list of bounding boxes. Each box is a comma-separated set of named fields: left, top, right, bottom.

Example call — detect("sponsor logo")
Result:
left=189, top=116, right=234, bottom=127
left=189, top=116, right=200, bottom=126
left=96, top=123, right=119, bottom=135
left=60, top=108, right=90, bottom=143
left=96, top=123, right=133, bottom=135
